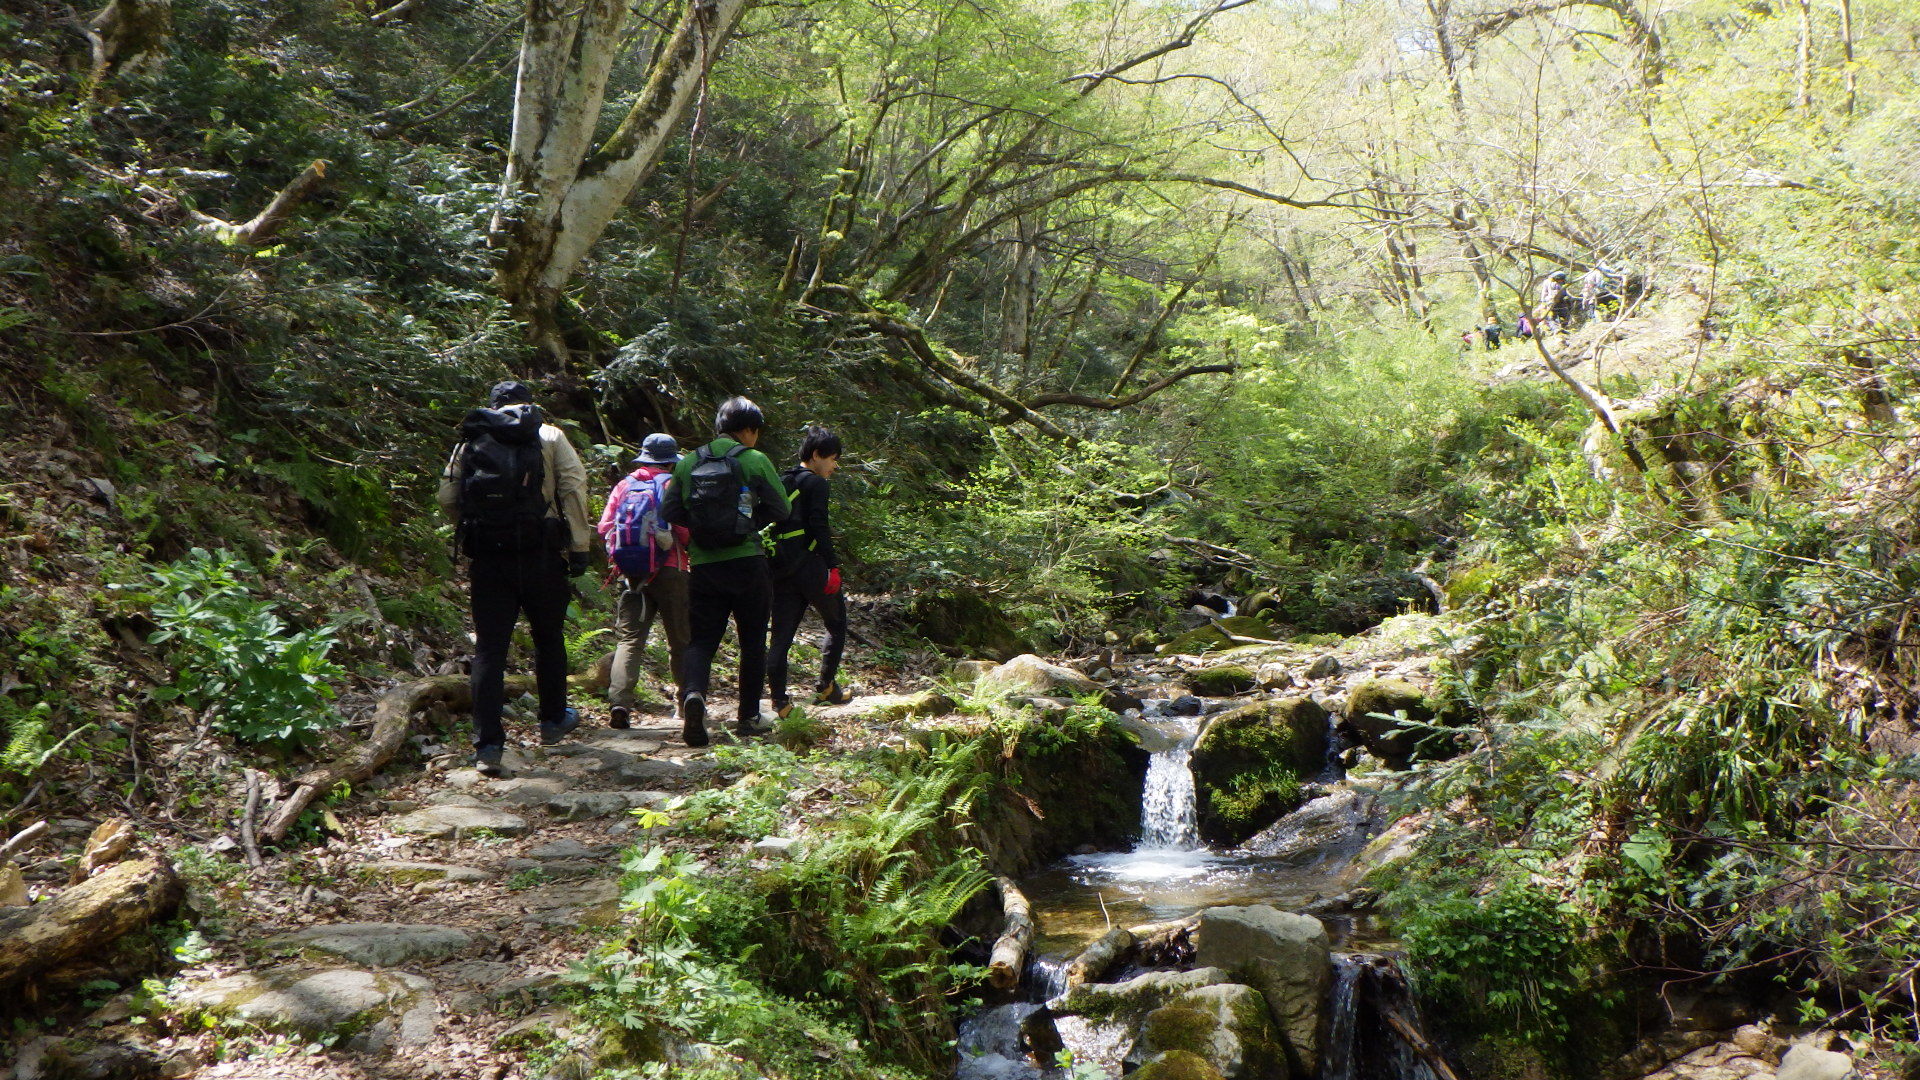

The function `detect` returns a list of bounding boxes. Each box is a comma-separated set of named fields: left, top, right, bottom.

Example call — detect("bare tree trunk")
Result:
left=1795, top=0, right=1814, bottom=110
left=1426, top=0, right=1465, bottom=114
left=87, top=0, right=173, bottom=82
left=1837, top=0, right=1856, bottom=114
left=493, top=0, right=754, bottom=371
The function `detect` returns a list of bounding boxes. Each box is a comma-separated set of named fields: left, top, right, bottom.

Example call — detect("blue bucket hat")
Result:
left=634, top=432, right=680, bottom=466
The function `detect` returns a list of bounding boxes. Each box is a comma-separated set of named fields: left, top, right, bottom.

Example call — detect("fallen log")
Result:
left=1131, top=916, right=1196, bottom=967
left=0, top=857, right=183, bottom=994
left=988, top=876, right=1034, bottom=991
left=1385, top=1011, right=1463, bottom=1080
left=1063, top=926, right=1134, bottom=991
left=260, top=674, right=472, bottom=844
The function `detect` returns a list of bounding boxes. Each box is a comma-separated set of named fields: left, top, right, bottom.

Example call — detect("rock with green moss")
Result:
left=1217, top=616, right=1280, bottom=641
left=1191, top=906, right=1330, bottom=1076
left=1344, top=678, right=1461, bottom=767
left=1049, top=966, right=1233, bottom=1022
left=861, top=689, right=957, bottom=723
left=909, top=593, right=1027, bottom=659
left=1126, top=984, right=1288, bottom=1080
left=1189, top=698, right=1327, bottom=845
left=170, top=965, right=437, bottom=1052
left=1158, top=624, right=1233, bottom=656
left=1186, top=665, right=1256, bottom=697
left=1132, top=1049, right=1232, bottom=1080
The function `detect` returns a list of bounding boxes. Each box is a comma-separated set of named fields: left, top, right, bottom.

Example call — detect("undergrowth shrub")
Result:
left=142, top=548, right=346, bottom=747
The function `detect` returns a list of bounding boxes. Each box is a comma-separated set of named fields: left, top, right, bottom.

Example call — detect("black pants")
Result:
left=768, top=557, right=847, bottom=706
left=683, top=555, right=771, bottom=723
left=468, top=551, right=570, bottom=750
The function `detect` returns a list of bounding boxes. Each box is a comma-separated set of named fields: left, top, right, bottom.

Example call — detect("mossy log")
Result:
left=0, top=857, right=183, bottom=994
left=988, top=876, right=1034, bottom=990
left=261, top=674, right=475, bottom=843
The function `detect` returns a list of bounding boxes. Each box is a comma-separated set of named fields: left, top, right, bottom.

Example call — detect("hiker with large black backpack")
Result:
left=767, top=425, right=851, bottom=720
left=660, top=396, right=790, bottom=747
left=595, top=432, right=691, bottom=731
left=436, top=381, right=594, bottom=776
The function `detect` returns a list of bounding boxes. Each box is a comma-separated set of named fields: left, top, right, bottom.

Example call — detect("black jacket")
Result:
left=777, top=466, right=839, bottom=569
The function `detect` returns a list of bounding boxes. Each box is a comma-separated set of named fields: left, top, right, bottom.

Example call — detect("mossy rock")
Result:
left=862, top=689, right=956, bottom=723
left=1132, top=1050, right=1229, bottom=1080
left=1241, top=591, right=1280, bottom=619
left=1159, top=624, right=1233, bottom=655
left=1190, top=697, right=1328, bottom=845
left=1128, top=984, right=1285, bottom=1080
left=1344, top=678, right=1462, bottom=766
left=1216, top=615, right=1280, bottom=641
left=908, top=592, right=1028, bottom=660
left=1186, top=664, right=1256, bottom=697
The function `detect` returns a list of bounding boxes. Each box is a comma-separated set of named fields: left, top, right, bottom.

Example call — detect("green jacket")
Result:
left=664, top=437, right=790, bottom=565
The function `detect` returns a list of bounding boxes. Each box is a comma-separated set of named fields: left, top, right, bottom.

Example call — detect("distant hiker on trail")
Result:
left=1581, top=265, right=1608, bottom=322
left=661, top=397, right=790, bottom=747
left=437, top=380, right=593, bottom=777
left=1517, top=314, right=1534, bottom=340
left=1460, top=328, right=1479, bottom=351
left=1482, top=316, right=1503, bottom=350
left=1536, top=270, right=1569, bottom=332
left=596, top=432, right=691, bottom=733
left=768, top=426, right=851, bottom=721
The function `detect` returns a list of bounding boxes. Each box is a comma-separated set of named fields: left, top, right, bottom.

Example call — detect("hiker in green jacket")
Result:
left=660, top=397, right=790, bottom=747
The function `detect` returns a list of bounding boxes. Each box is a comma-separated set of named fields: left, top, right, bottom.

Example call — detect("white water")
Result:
left=1137, top=717, right=1202, bottom=850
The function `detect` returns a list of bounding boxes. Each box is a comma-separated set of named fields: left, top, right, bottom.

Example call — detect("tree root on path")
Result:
left=260, top=674, right=476, bottom=845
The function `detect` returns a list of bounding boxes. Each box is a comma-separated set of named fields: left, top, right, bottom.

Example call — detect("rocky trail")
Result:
left=8, top=693, right=787, bottom=1080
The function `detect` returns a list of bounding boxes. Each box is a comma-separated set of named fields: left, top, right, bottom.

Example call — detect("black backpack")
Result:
left=456, top=406, right=554, bottom=557
left=683, top=444, right=753, bottom=549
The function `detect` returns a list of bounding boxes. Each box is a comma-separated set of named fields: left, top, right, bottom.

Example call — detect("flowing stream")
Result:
left=959, top=699, right=1445, bottom=1080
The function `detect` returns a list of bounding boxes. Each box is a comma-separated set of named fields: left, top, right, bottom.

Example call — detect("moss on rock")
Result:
left=1186, top=665, right=1256, bottom=696
left=1344, top=678, right=1462, bottom=766
left=1190, top=698, right=1328, bottom=845
left=1159, top=624, right=1233, bottom=655
left=1132, top=1050, right=1230, bottom=1080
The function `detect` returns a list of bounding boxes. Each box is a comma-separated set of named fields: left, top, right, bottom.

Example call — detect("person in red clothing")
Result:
left=596, top=433, right=692, bottom=729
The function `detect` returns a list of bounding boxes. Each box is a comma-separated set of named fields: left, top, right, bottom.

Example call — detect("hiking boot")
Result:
left=681, top=694, right=710, bottom=748
left=473, top=746, right=506, bottom=778
left=812, top=681, right=852, bottom=706
left=609, top=705, right=631, bottom=730
left=540, top=707, right=581, bottom=746
left=734, top=715, right=771, bottom=739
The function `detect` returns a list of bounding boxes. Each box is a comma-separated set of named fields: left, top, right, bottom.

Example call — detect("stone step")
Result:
left=390, top=805, right=530, bottom=839
left=357, top=861, right=492, bottom=884
left=171, top=966, right=437, bottom=1052
left=262, top=923, right=475, bottom=967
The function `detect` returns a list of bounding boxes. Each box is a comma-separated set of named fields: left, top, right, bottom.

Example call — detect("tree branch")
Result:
left=1029, top=364, right=1235, bottom=410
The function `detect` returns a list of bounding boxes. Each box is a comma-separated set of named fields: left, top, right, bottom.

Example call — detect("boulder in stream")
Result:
left=1125, top=983, right=1288, bottom=1080
left=1188, top=698, right=1328, bottom=846
left=1185, top=665, right=1256, bottom=697
left=1192, top=905, right=1331, bottom=1077
left=978, top=654, right=1138, bottom=713
left=1343, top=678, right=1463, bottom=767
left=1049, top=966, right=1234, bottom=1022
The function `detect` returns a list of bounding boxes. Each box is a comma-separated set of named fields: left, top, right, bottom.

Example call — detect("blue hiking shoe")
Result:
left=540, top=707, right=581, bottom=746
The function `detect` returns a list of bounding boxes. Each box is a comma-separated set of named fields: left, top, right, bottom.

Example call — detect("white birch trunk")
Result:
left=495, top=0, right=754, bottom=366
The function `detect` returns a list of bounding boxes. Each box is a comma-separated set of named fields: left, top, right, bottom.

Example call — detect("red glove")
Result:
left=825, top=568, right=842, bottom=595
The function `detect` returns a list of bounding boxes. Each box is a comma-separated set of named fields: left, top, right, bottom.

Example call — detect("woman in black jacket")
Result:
left=768, top=426, right=850, bottom=716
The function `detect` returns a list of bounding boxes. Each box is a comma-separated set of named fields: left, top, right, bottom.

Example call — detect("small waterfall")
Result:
left=1026, top=954, right=1070, bottom=1004
left=1137, top=717, right=1201, bottom=850
left=1323, top=954, right=1454, bottom=1080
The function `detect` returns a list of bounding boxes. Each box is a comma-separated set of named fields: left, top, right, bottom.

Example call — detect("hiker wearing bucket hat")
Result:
left=596, top=432, right=692, bottom=730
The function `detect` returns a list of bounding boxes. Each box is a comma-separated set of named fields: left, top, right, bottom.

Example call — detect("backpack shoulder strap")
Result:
left=723, top=444, right=748, bottom=460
